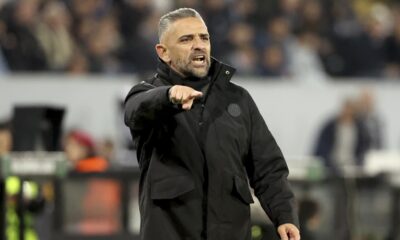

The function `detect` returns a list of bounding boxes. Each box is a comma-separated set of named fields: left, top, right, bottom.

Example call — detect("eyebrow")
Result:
left=178, top=33, right=210, bottom=40
left=199, top=33, right=210, bottom=38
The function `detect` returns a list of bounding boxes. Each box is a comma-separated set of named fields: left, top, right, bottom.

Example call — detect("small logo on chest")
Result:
left=227, top=103, right=241, bottom=117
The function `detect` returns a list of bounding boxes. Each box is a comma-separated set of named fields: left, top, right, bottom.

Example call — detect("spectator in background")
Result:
left=353, top=13, right=386, bottom=77
left=115, top=0, right=157, bottom=74
left=314, top=99, right=367, bottom=173
left=202, top=0, right=232, bottom=58
left=383, top=13, right=400, bottom=78
left=259, top=44, right=286, bottom=77
left=64, top=129, right=109, bottom=173
left=67, top=0, right=123, bottom=74
left=329, top=0, right=362, bottom=39
left=0, top=16, right=9, bottom=74
left=227, top=22, right=256, bottom=52
left=117, top=0, right=153, bottom=41
left=117, top=6, right=159, bottom=74
left=72, top=17, right=97, bottom=49
left=0, top=0, right=47, bottom=71
left=264, top=15, right=292, bottom=48
left=331, top=2, right=388, bottom=77
left=279, top=0, right=301, bottom=30
left=137, top=10, right=161, bottom=46
left=227, top=45, right=259, bottom=76
left=225, top=22, right=258, bottom=75
left=287, top=29, right=327, bottom=83
left=84, top=14, right=122, bottom=73
left=296, top=0, right=326, bottom=35
left=66, top=47, right=90, bottom=74
left=251, top=0, right=278, bottom=30
left=256, top=15, right=292, bottom=77
left=230, top=0, right=257, bottom=25
left=68, top=0, right=110, bottom=22
left=325, top=0, right=361, bottom=77
left=35, top=0, right=75, bottom=71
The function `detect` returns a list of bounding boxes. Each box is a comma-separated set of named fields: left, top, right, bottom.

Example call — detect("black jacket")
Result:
left=124, top=58, right=298, bottom=240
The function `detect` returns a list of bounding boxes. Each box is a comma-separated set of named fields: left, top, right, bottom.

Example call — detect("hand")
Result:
left=169, top=85, right=203, bottom=110
left=277, top=223, right=300, bottom=240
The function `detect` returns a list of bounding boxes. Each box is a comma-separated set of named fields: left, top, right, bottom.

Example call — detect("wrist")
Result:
left=168, top=87, right=173, bottom=103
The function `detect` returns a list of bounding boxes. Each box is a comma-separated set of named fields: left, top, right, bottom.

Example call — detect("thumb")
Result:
left=182, top=99, right=194, bottom=110
left=190, top=90, right=203, bottom=98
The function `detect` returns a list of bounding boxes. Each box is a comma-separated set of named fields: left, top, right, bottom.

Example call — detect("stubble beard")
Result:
left=175, top=57, right=211, bottom=78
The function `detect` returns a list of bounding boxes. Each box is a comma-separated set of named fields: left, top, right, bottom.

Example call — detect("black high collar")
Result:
left=155, top=57, right=233, bottom=87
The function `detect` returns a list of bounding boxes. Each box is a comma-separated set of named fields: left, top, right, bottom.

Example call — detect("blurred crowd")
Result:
left=0, top=0, right=400, bottom=79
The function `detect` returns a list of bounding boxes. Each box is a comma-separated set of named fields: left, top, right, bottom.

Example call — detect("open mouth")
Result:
left=192, top=55, right=206, bottom=65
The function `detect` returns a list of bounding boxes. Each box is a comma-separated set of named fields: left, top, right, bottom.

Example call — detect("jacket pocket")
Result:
left=233, top=175, right=254, bottom=204
left=150, top=175, right=195, bottom=200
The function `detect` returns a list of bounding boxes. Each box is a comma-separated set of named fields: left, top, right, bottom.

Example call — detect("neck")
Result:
left=169, top=64, right=187, bottom=78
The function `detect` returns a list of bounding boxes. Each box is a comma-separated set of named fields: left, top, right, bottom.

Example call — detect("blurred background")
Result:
left=0, top=0, right=400, bottom=239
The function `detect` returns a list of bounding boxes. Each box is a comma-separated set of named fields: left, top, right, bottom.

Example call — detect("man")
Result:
left=124, top=8, right=300, bottom=240
left=314, top=99, right=366, bottom=172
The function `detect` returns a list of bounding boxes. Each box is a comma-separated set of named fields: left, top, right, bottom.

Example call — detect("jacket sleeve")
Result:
left=124, top=81, right=181, bottom=133
left=244, top=93, right=299, bottom=229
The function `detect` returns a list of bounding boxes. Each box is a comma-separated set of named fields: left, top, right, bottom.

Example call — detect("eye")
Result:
left=179, top=36, right=192, bottom=43
left=202, top=35, right=210, bottom=41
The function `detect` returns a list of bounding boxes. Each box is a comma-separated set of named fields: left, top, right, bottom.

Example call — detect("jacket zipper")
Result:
left=199, top=65, right=223, bottom=240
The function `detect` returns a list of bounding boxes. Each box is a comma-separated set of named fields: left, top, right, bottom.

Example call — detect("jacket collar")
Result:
left=156, top=57, right=236, bottom=86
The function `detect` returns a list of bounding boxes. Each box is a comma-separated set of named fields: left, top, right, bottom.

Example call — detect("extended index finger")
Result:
left=189, top=90, right=203, bottom=99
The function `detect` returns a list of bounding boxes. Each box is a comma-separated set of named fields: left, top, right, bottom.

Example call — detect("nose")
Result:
left=192, top=36, right=207, bottom=50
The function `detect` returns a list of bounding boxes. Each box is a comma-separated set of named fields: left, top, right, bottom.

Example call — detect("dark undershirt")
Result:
left=181, top=75, right=211, bottom=92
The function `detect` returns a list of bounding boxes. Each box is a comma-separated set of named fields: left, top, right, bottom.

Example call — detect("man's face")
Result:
left=157, top=17, right=211, bottom=78
left=64, top=136, right=90, bottom=164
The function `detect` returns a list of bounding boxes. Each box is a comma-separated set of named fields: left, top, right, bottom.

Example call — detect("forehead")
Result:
left=167, top=17, right=208, bottom=38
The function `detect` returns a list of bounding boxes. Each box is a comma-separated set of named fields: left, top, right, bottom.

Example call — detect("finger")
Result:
left=277, top=228, right=289, bottom=240
left=288, top=228, right=300, bottom=240
left=190, top=90, right=203, bottom=99
left=293, top=231, right=301, bottom=240
left=182, top=99, right=194, bottom=110
left=181, top=91, right=189, bottom=102
left=175, top=90, right=183, bottom=103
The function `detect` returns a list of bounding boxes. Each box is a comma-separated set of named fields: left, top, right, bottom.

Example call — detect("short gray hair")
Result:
left=158, top=8, right=203, bottom=41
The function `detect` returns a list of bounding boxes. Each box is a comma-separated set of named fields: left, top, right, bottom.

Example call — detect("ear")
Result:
left=155, top=44, right=170, bottom=63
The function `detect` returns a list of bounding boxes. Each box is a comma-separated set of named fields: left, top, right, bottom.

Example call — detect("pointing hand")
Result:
left=169, top=85, right=203, bottom=110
